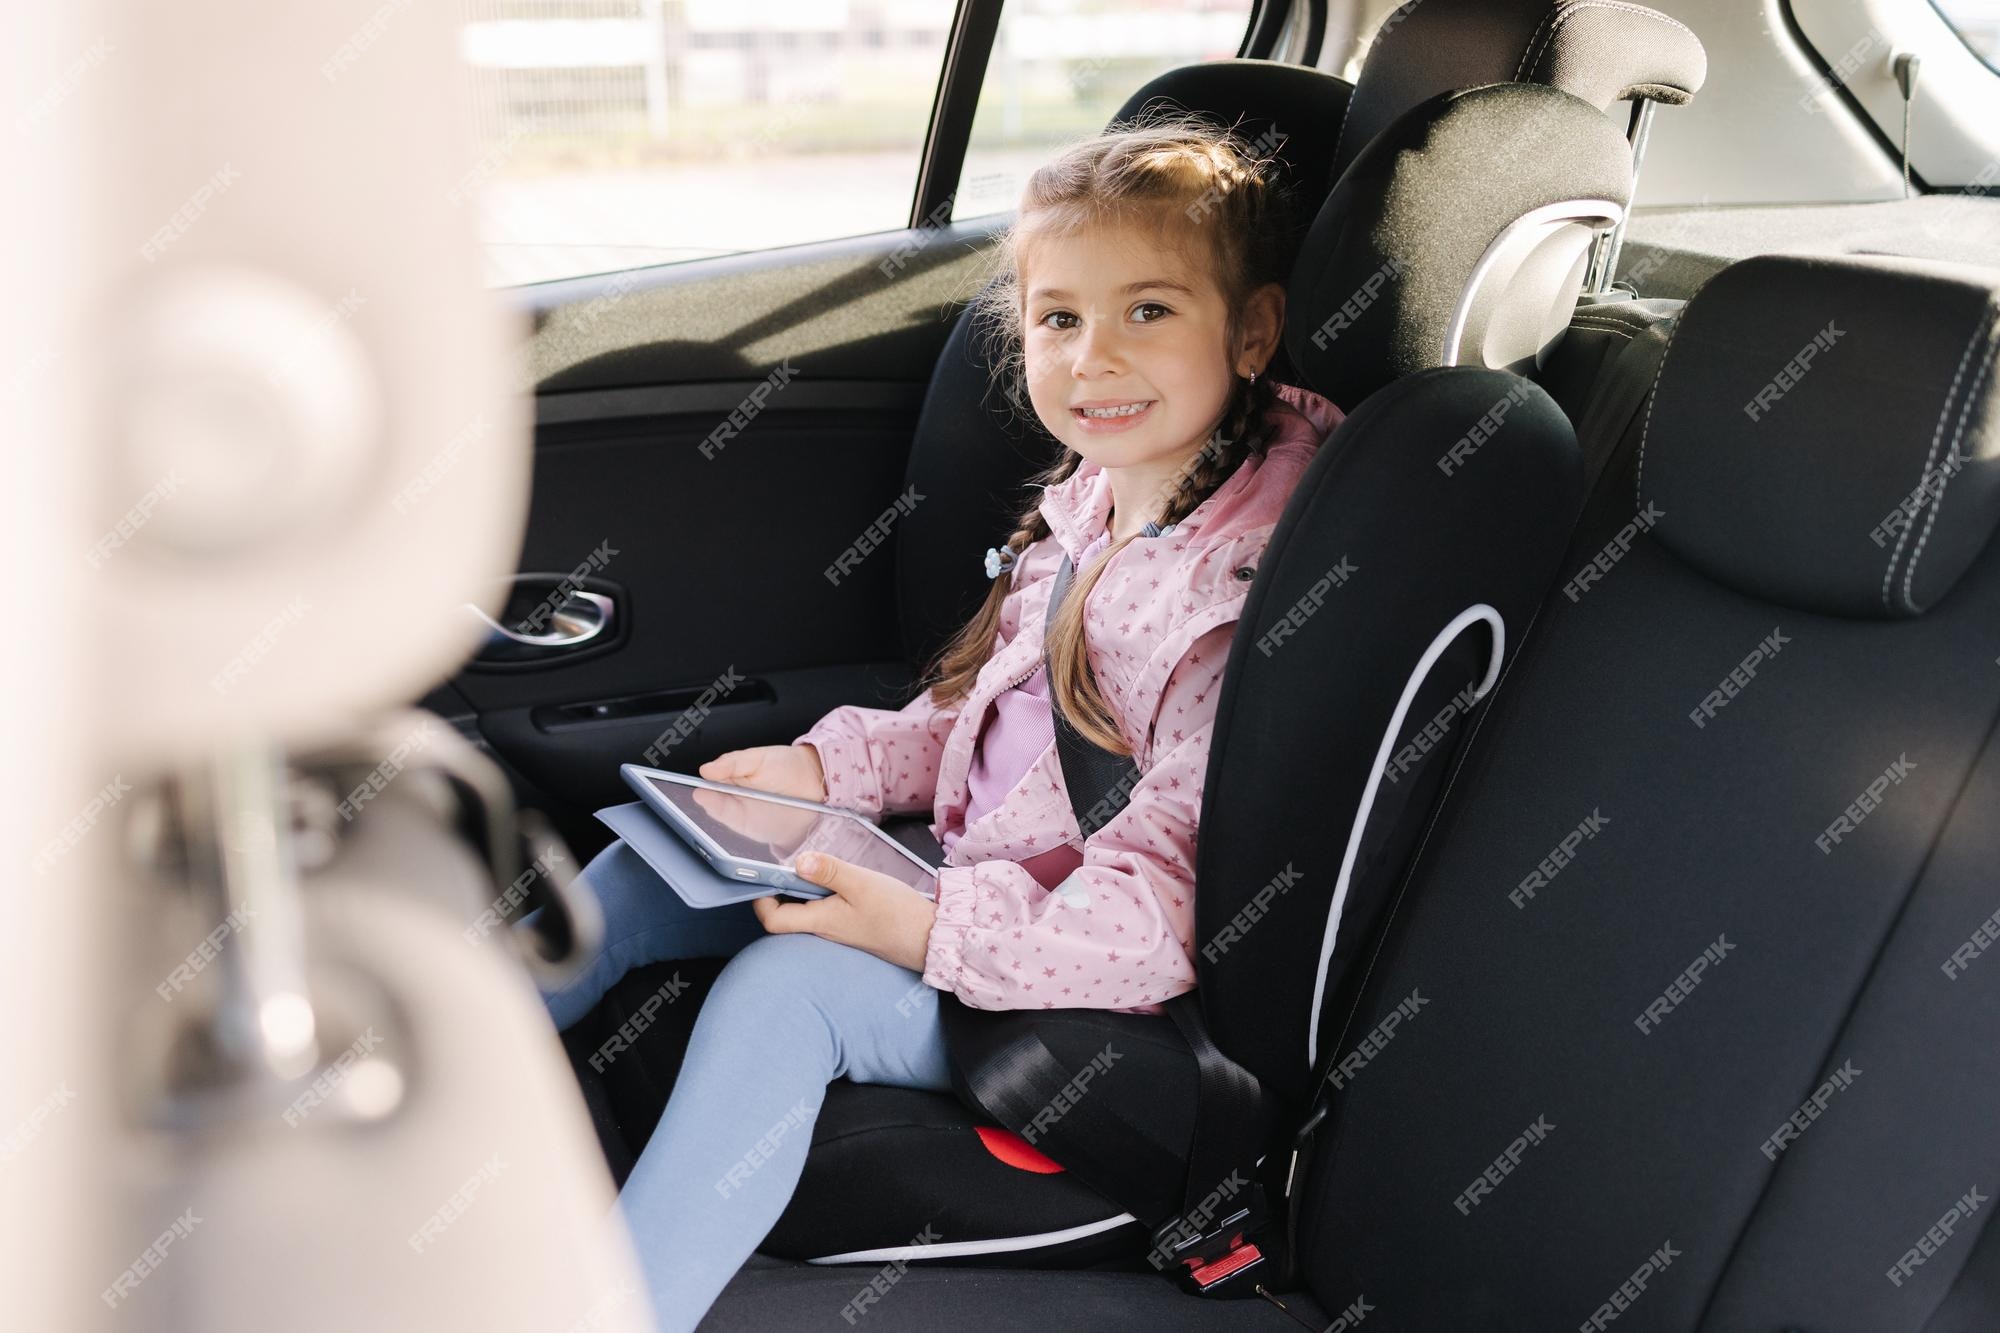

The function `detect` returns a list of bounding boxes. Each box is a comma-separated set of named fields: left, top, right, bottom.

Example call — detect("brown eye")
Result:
left=1037, top=310, right=1078, bottom=331
left=1133, top=302, right=1171, bottom=322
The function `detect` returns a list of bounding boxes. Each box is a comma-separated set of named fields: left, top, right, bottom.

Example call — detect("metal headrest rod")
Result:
left=1583, top=97, right=1660, bottom=296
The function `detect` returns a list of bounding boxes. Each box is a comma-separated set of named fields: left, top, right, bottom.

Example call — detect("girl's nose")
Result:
left=1069, top=320, right=1124, bottom=377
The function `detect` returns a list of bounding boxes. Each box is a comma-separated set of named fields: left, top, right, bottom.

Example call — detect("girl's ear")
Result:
left=1238, top=281, right=1287, bottom=376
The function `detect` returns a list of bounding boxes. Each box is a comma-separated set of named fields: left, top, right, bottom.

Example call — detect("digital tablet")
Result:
left=620, top=764, right=938, bottom=898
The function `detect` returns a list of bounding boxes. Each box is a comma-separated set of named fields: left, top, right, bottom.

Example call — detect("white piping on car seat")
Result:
left=805, top=1211, right=1137, bottom=1265
left=1304, top=604, right=1505, bottom=1069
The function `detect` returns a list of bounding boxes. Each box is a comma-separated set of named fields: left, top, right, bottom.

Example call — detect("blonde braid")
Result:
left=1156, top=373, right=1277, bottom=529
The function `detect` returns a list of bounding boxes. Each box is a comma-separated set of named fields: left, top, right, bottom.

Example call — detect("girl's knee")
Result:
left=696, top=934, right=949, bottom=1090
left=710, top=933, right=923, bottom=1017
left=711, top=932, right=843, bottom=1000
left=730, top=935, right=932, bottom=1012
left=693, top=935, right=848, bottom=1057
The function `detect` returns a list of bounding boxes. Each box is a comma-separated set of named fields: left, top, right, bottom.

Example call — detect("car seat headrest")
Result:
left=1641, top=254, right=2000, bottom=619
left=1112, top=60, right=1357, bottom=220
left=893, top=63, right=1358, bottom=671
left=92, top=76, right=529, bottom=765
left=1286, top=83, right=1633, bottom=409
left=1334, top=0, right=1708, bottom=179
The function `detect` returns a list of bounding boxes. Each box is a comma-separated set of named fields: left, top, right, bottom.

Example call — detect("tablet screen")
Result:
left=641, top=775, right=937, bottom=894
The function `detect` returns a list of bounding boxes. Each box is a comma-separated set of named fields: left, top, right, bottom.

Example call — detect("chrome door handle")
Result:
left=467, top=588, right=614, bottom=654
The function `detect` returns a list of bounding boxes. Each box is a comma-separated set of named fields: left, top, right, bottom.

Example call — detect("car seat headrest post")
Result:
left=1582, top=97, right=1660, bottom=296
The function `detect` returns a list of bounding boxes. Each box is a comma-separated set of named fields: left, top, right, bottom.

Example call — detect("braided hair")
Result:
left=923, top=110, right=1302, bottom=755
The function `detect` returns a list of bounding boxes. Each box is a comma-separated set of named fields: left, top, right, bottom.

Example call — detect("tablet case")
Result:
left=594, top=800, right=831, bottom=909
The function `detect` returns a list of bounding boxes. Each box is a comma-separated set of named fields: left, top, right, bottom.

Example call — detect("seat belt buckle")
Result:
left=1150, top=1180, right=1271, bottom=1298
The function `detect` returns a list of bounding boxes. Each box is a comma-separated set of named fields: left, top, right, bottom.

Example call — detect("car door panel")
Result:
left=448, top=222, right=1012, bottom=834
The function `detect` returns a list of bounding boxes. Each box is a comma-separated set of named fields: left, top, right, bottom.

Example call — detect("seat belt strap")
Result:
left=1043, top=552, right=1142, bottom=838
left=944, top=1014, right=1188, bottom=1227
left=1572, top=308, right=1678, bottom=494
left=1039, top=545, right=1274, bottom=1296
left=1164, top=992, right=1266, bottom=1210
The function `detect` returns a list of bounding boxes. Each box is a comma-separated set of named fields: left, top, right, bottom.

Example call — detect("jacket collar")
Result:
left=1037, top=380, right=1343, bottom=561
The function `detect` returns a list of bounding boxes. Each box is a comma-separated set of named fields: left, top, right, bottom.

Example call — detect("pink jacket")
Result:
left=797, top=382, right=1344, bottom=1011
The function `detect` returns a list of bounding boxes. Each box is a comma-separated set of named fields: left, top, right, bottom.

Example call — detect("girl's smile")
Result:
left=1070, top=398, right=1157, bottom=431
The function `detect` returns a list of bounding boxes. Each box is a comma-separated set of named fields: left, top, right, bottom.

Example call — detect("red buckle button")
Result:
left=1186, top=1242, right=1263, bottom=1290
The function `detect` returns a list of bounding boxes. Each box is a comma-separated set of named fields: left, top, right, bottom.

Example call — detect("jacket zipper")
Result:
left=935, top=656, right=1041, bottom=845
left=949, top=656, right=1039, bottom=786
left=993, top=659, right=1040, bottom=697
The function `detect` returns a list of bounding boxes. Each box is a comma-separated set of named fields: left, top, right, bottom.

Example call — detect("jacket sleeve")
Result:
left=795, top=540, right=1053, bottom=819
left=920, top=621, right=1233, bottom=1011
left=793, top=686, right=962, bottom=820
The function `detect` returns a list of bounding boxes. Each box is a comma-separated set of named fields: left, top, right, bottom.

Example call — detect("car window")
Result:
left=457, top=0, right=956, bottom=287
left=951, top=0, right=1258, bottom=222
left=1932, top=1, right=2000, bottom=73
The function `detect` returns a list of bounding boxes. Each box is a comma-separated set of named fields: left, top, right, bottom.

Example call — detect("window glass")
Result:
left=457, top=1, right=956, bottom=286
left=1932, top=2, right=2000, bottom=73
left=952, top=0, right=1257, bottom=222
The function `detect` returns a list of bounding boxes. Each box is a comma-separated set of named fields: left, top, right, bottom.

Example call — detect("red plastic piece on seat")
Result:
left=973, top=1125, right=1065, bottom=1174
left=1187, top=1242, right=1263, bottom=1289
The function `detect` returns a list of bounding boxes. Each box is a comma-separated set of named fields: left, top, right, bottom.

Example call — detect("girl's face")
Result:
left=1019, top=219, right=1279, bottom=490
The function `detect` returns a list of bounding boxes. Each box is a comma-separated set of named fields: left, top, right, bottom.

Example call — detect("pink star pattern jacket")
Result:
left=796, top=381, right=1343, bottom=1012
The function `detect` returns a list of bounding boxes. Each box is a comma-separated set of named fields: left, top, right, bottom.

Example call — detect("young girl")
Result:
left=541, top=112, right=1343, bottom=1330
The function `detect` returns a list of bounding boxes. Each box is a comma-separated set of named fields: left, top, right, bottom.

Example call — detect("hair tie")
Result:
left=983, top=545, right=1017, bottom=580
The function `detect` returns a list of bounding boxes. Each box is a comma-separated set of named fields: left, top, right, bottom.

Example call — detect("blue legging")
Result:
left=542, top=836, right=954, bottom=1333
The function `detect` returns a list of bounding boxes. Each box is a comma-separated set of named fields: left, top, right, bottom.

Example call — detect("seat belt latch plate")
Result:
left=1153, top=1182, right=1272, bottom=1298
left=1187, top=1241, right=1264, bottom=1291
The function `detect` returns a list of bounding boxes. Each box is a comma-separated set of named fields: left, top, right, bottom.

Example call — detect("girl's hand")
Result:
left=699, top=744, right=827, bottom=804
left=752, top=852, right=938, bottom=973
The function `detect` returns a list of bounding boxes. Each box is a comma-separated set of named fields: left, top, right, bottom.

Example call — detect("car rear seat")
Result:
left=1290, top=252, right=2000, bottom=1330
left=692, top=248, right=2000, bottom=1333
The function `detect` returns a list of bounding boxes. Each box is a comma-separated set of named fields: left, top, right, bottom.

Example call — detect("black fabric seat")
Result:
left=884, top=70, right=1643, bottom=1272
left=700, top=1257, right=1341, bottom=1331
left=1293, top=252, right=2000, bottom=1329
left=688, top=252, right=2000, bottom=1333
